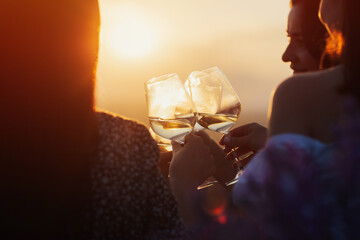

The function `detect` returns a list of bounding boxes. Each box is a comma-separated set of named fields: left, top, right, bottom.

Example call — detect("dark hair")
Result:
left=0, top=0, right=100, bottom=238
left=291, top=0, right=333, bottom=69
left=341, top=0, right=360, bottom=100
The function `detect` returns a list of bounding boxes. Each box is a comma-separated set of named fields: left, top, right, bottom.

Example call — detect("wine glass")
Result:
left=145, top=73, right=196, bottom=147
left=149, top=128, right=173, bottom=152
left=187, top=66, right=245, bottom=186
left=185, top=70, right=222, bottom=189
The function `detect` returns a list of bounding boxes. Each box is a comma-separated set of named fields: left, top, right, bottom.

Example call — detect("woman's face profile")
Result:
left=282, top=5, right=319, bottom=74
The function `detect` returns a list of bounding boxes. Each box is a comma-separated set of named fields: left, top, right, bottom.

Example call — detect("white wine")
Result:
left=149, top=116, right=195, bottom=143
left=197, top=102, right=240, bottom=134
left=197, top=113, right=238, bottom=134
left=196, top=103, right=240, bottom=134
left=194, top=122, right=205, bottom=131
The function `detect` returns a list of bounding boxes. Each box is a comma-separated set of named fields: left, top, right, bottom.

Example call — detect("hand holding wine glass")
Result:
left=194, top=67, right=241, bottom=135
left=220, top=123, right=267, bottom=162
left=187, top=66, right=247, bottom=186
left=185, top=70, right=222, bottom=132
left=185, top=69, right=223, bottom=189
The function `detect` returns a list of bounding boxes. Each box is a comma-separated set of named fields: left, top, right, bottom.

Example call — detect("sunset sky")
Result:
left=96, top=0, right=292, bottom=129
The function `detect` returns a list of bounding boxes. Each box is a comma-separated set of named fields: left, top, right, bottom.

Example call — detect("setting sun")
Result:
left=100, top=2, right=160, bottom=59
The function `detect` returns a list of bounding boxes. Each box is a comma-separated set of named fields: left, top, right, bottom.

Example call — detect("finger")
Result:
left=220, top=123, right=264, bottom=146
left=196, top=131, right=225, bottom=158
left=195, top=131, right=213, bottom=147
left=184, top=133, right=195, bottom=144
left=195, top=130, right=210, bottom=139
left=196, top=133, right=228, bottom=173
left=219, top=135, right=226, bottom=145
left=171, top=141, right=182, bottom=153
left=183, top=135, right=209, bottom=154
left=223, top=135, right=252, bottom=148
left=229, top=123, right=261, bottom=136
left=188, top=134, right=204, bottom=145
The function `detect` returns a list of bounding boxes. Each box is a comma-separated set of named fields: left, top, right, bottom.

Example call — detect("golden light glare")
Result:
left=100, top=3, right=160, bottom=59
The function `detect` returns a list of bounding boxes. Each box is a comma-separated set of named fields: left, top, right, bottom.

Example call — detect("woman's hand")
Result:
left=169, top=134, right=215, bottom=228
left=195, top=131, right=237, bottom=190
left=220, top=123, right=267, bottom=165
left=169, top=134, right=215, bottom=191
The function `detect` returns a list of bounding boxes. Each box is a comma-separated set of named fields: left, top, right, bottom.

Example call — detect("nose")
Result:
left=282, top=43, right=296, bottom=63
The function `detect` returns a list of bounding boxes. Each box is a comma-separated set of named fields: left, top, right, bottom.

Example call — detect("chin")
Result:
left=293, top=70, right=306, bottom=75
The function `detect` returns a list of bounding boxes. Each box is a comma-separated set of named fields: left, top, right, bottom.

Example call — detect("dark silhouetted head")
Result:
left=0, top=0, right=100, bottom=238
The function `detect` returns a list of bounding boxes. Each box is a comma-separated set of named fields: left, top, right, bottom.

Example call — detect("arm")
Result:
left=169, top=135, right=216, bottom=228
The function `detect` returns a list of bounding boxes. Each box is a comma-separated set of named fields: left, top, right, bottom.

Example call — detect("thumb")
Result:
left=223, top=135, right=251, bottom=148
left=171, top=140, right=182, bottom=153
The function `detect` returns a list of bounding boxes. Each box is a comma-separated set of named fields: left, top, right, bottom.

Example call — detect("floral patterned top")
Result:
left=90, top=112, right=184, bottom=239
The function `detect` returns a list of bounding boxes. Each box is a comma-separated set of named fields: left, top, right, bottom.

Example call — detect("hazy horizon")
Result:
left=96, top=0, right=292, bottom=128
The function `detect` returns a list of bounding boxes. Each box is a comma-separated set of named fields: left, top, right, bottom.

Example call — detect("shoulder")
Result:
left=272, top=71, right=323, bottom=105
left=269, top=73, right=317, bottom=136
left=96, top=111, right=158, bottom=166
left=269, top=67, right=342, bottom=137
left=96, top=111, right=150, bottom=138
left=97, top=111, right=153, bottom=144
left=273, top=66, right=342, bottom=103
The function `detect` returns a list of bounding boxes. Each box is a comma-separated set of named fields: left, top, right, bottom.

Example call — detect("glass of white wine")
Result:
left=145, top=73, right=196, bottom=148
left=185, top=70, right=222, bottom=189
left=188, top=66, right=244, bottom=187
left=149, top=128, right=173, bottom=152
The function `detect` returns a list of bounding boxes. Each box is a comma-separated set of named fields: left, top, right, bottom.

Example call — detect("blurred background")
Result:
left=96, top=0, right=292, bottom=135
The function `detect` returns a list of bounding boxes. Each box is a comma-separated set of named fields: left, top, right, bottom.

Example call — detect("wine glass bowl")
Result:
left=196, top=67, right=241, bottom=134
left=186, top=66, right=242, bottom=188
left=149, top=128, right=173, bottom=152
left=146, top=68, right=243, bottom=188
left=145, top=73, right=196, bottom=144
left=185, top=71, right=222, bottom=132
left=187, top=67, right=241, bottom=135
